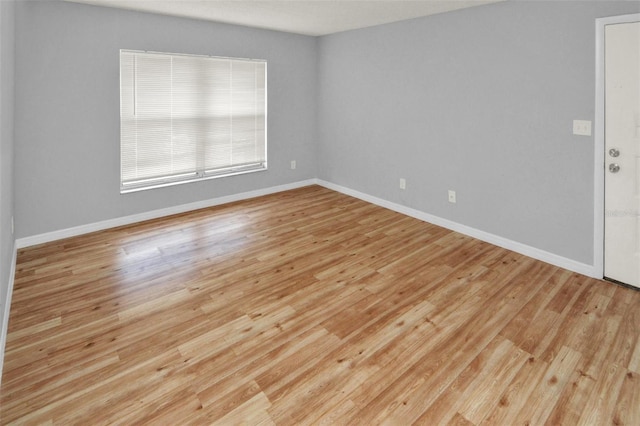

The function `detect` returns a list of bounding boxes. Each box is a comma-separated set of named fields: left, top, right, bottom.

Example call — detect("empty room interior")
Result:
left=1, top=0, right=640, bottom=423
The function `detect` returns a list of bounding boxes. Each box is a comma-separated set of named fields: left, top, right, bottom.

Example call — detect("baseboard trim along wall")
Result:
left=15, top=179, right=317, bottom=249
left=316, top=180, right=598, bottom=279
left=0, top=243, right=18, bottom=386
left=15, top=178, right=598, bottom=276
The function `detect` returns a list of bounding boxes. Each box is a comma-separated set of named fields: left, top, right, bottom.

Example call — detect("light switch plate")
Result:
left=573, top=120, right=592, bottom=136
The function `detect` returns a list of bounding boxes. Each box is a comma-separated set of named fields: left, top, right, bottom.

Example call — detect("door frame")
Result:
left=594, top=13, right=640, bottom=279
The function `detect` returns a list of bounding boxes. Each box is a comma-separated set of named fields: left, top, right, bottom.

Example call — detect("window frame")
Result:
left=119, top=49, right=268, bottom=194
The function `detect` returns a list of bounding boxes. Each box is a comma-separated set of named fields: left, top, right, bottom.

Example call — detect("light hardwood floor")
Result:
left=1, top=185, right=639, bottom=425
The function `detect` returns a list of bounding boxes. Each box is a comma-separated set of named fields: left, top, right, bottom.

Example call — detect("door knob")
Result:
left=609, top=148, right=620, bottom=157
left=609, top=163, right=620, bottom=173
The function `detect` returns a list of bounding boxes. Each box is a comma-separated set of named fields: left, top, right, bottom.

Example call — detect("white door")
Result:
left=604, top=20, right=640, bottom=288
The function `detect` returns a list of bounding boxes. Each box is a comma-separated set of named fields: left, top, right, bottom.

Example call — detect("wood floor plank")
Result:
left=512, top=345, right=582, bottom=425
left=577, top=363, right=628, bottom=426
left=613, top=370, right=640, bottom=426
left=480, top=354, right=550, bottom=425
left=543, top=313, right=623, bottom=425
left=630, top=344, right=640, bottom=374
left=1, top=185, right=639, bottom=424
left=412, top=336, right=527, bottom=425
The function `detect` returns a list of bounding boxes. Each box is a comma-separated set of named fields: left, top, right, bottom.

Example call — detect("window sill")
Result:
left=120, top=166, right=267, bottom=194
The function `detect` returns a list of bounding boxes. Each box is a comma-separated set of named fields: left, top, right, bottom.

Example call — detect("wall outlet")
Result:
left=290, top=160, right=296, bottom=170
left=399, top=178, right=406, bottom=190
left=573, top=120, right=592, bottom=136
left=448, top=190, right=456, bottom=203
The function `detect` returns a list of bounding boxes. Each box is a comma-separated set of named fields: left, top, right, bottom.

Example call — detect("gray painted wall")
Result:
left=318, top=0, right=640, bottom=265
left=14, top=0, right=317, bottom=238
left=1, top=0, right=15, bottom=327
left=12, top=0, right=640, bottom=268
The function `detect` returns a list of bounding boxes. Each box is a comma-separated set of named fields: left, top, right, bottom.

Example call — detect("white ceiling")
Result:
left=65, top=0, right=505, bottom=36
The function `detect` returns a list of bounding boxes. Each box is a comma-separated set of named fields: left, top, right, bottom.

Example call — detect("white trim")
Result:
left=0, top=242, right=17, bottom=387
left=594, top=13, right=640, bottom=280
left=15, top=176, right=598, bottom=275
left=317, top=180, right=597, bottom=278
left=16, top=179, right=317, bottom=248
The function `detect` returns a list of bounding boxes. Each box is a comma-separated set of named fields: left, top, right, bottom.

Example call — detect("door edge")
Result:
left=594, top=13, right=640, bottom=280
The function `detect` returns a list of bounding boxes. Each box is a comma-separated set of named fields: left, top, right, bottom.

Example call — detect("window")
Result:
left=120, top=50, right=267, bottom=193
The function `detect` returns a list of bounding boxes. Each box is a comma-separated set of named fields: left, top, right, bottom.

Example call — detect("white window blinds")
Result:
left=120, top=50, right=267, bottom=192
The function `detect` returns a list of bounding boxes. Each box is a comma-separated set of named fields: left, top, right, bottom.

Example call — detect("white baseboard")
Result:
left=16, top=179, right=318, bottom=249
left=14, top=176, right=599, bottom=272
left=0, top=242, right=17, bottom=387
left=317, top=180, right=598, bottom=278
